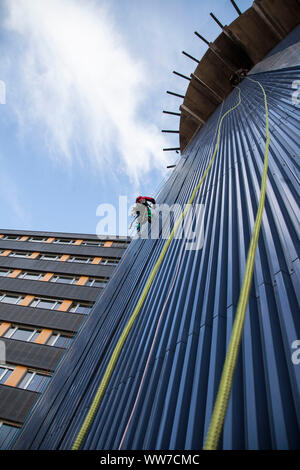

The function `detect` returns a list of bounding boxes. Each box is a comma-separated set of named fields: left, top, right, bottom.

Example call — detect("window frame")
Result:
left=8, top=251, right=32, bottom=259
left=38, top=254, right=60, bottom=261
left=100, top=258, right=119, bottom=266
left=46, top=333, right=73, bottom=348
left=4, top=325, right=40, bottom=343
left=30, top=297, right=63, bottom=311
left=2, top=235, right=20, bottom=241
left=112, top=241, right=129, bottom=248
left=17, top=370, right=51, bottom=393
left=0, top=269, right=12, bottom=278
left=0, top=293, right=24, bottom=305
left=67, top=256, right=92, bottom=264
left=53, top=239, right=75, bottom=245
left=81, top=240, right=105, bottom=247
left=86, top=277, right=109, bottom=288
left=0, top=365, right=14, bottom=384
left=28, top=236, right=47, bottom=243
left=69, top=302, right=92, bottom=314
left=50, top=275, right=79, bottom=285
left=18, top=271, right=44, bottom=281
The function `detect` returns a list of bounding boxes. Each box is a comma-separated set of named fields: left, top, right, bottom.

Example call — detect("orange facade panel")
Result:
left=19, top=296, right=35, bottom=307
left=0, top=322, right=11, bottom=337
left=104, top=241, right=113, bottom=247
left=29, top=253, right=39, bottom=260
left=9, top=270, right=22, bottom=279
left=34, top=329, right=52, bottom=345
left=58, top=300, right=72, bottom=312
left=59, top=255, right=70, bottom=262
left=76, top=276, right=89, bottom=286
left=41, top=273, right=54, bottom=282
left=0, top=250, right=12, bottom=257
left=5, top=366, right=27, bottom=388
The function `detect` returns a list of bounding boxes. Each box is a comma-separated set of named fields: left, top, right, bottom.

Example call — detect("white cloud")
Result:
left=3, top=0, right=169, bottom=183
left=0, top=164, right=29, bottom=225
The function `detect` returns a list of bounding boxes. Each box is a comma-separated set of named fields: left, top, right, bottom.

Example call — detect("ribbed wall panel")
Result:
left=12, top=62, right=300, bottom=448
left=0, top=303, right=84, bottom=333
left=0, top=239, right=125, bottom=258
left=0, top=277, right=99, bottom=302
left=0, top=257, right=115, bottom=278
left=0, top=229, right=130, bottom=241
left=2, top=337, right=64, bottom=371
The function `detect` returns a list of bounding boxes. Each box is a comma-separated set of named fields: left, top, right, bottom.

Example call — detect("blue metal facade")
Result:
left=13, top=32, right=300, bottom=450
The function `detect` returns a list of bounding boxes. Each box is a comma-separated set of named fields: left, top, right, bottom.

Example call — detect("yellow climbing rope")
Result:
left=72, top=89, right=242, bottom=450
left=203, top=77, right=270, bottom=450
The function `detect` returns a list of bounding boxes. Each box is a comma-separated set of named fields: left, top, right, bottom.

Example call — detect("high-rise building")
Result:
left=0, top=229, right=130, bottom=448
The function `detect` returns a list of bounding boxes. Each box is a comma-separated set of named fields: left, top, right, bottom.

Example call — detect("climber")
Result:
left=130, top=196, right=156, bottom=235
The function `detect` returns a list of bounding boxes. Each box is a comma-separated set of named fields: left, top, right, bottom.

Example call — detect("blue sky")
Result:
left=0, top=0, right=253, bottom=235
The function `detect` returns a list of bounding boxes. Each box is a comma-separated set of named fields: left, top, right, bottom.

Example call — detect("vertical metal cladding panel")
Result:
left=12, top=66, right=300, bottom=449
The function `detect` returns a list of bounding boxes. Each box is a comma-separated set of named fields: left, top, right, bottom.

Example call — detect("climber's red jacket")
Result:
left=136, top=196, right=156, bottom=206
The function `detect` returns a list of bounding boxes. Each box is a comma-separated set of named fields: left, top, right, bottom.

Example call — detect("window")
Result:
left=38, top=254, right=60, bottom=261
left=112, top=242, right=129, bottom=248
left=4, top=326, right=40, bottom=343
left=86, top=277, right=109, bottom=288
left=18, top=271, right=43, bottom=281
left=30, top=331, right=41, bottom=342
left=46, top=333, right=73, bottom=348
left=100, top=258, right=119, bottom=266
left=28, top=236, right=47, bottom=243
left=30, top=297, right=62, bottom=310
left=81, top=240, right=105, bottom=247
left=0, top=293, right=24, bottom=305
left=18, top=371, right=51, bottom=393
left=53, top=239, right=75, bottom=245
left=0, top=422, right=19, bottom=450
left=69, top=302, right=93, bottom=315
left=50, top=275, right=79, bottom=285
left=9, top=251, right=31, bottom=259
left=0, top=269, right=12, bottom=277
left=0, top=365, right=14, bottom=385
left=3, top=235, right=20, bottom=241
left=67, top=256, right=92, bottom=264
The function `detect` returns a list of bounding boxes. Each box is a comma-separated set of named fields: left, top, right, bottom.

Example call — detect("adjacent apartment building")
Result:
left=0, top=229, right=130, bottom=449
